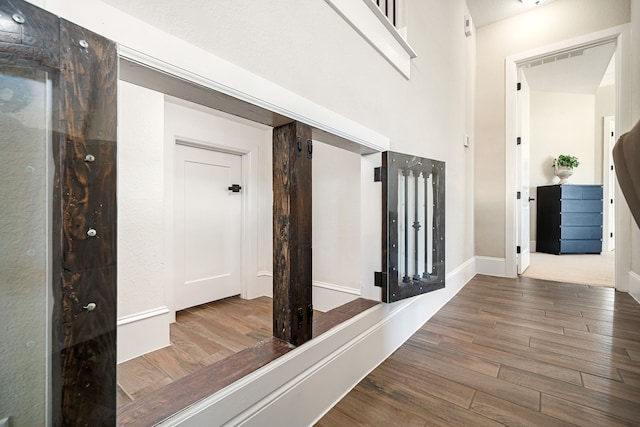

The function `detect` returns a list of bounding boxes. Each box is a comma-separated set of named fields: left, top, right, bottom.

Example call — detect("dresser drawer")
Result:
left=560, top=185, right=603, bottom=200
left=560, top=226, right=602, bottom=240
left=560, top=239, right=602, bottom=253
left=560, top=199, right=602, bottom=213
left=560, top=212, right=603, bottom=226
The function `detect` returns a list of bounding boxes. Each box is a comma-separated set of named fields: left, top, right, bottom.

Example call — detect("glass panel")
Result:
left=0, top=67, right=53, bottom=426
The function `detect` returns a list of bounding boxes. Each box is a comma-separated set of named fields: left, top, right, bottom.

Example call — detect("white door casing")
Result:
left=603, top=116, right=616, bottom=252
left=174, top=143, right=242, bottom=310
left=516, top=69, right=531, bottom=275
left=505, top=25, right=631, bottom=281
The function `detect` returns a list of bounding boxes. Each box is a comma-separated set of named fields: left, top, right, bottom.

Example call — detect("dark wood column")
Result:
left=273, top=121, right=313, bottom=346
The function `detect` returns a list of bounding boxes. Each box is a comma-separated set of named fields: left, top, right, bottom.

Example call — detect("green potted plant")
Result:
left=552, top=154, right=579, bottom=184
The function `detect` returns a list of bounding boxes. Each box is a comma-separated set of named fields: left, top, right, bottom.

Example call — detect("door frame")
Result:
left=164, top=99, right=269, bottom=319
left=603, top=115, right=616, bottom=252
left=173, top=142, right=244, bottom=310
left=505, top=24, right=632, bottom=284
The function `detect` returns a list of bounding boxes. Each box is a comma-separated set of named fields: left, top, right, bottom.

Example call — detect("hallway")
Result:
left=317, top=275, right=640, bottom=426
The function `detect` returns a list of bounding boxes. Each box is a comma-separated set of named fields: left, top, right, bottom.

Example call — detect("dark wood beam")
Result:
left=273, top=121, right=313, bottom=346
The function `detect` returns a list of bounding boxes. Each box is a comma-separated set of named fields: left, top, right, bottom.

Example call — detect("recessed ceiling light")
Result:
left=521, top=0, right=545, bottom=6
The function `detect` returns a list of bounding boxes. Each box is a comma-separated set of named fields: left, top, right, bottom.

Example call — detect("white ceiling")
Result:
left=522, top=42, right=616, bottom=93
left=466, top=0, right=558, bottom=28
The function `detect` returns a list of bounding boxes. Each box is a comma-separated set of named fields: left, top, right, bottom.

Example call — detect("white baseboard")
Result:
left=161, top=258, right=475, bottom=426
left=256, top=273, right=362, bottom=312
left=629, top=271, right=640, bottom=304
left=475, top=256, right=507, bottom=277
left=257, top=271, right=273, bottom=298
left=117, top=307, right=171, bottom=363
left=312, top=281, right=361, bottom=312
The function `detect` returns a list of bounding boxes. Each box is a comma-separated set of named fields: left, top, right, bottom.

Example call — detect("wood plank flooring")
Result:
left=117, top=296, right=274, bottom=406
left=116, top=296, right=379, bottom=426
left=316, top=275, right=640, bottom=426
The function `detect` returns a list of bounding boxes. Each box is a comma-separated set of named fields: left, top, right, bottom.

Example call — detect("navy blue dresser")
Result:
left=536, top=184, right=603, bottom=254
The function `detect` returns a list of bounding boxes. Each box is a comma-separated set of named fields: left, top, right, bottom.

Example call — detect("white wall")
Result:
left=117, top=81, right=170, bottom=362
left=118, top=82, right=166, bottom=317
left=475, top=0, right=631, bottom=259
left=312, top=141, right=363, bottom=311
left=529, top=91, right=597, bottom=244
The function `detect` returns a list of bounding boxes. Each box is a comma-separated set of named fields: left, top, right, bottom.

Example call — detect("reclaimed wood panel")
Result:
left=272, top=121, right=313, bottom=345
left=0, top=1, right=118, bottom=425
left=52, top=19, right=117, bottom=427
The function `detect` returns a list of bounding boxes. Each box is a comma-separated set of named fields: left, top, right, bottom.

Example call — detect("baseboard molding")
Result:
left=161, top=258, right=475, bottom=426
left=257, top=271, right=273, bottom=298
left=475, top=256, right=508, bottom=277
left=117, top=307, right=171, bottom=363
left=313, top=280, right=361, bottom=313
left=629, top=271, right=640, bottom=304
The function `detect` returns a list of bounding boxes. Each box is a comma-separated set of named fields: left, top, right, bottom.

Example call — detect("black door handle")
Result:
left=528, top=197, right=535, bottom=202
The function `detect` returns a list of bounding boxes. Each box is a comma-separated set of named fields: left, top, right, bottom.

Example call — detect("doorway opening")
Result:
left=114, top=59, right=378, bottom=420
left=506, top=26, right=631, bottom=287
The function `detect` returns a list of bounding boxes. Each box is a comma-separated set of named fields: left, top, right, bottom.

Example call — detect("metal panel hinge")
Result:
left=374, top=271, right=386, bottom=287
left=228, top=184, right=242, bottom=192
left=374, top=167, right=384, bottom=182
left=517, top=82, right=522, bottom=91
left=516, top=246, right=521, bottom=254
left=517, top=191, right=521, bottom=199
left=517, top=137, right=521, bottom=145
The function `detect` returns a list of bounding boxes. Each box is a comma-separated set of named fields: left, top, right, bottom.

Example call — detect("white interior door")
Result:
left=603, top=116, right=616, bottom=252
left=174, top=143, right=242, bottom=310
left=517, top=69, right=531, bottom=275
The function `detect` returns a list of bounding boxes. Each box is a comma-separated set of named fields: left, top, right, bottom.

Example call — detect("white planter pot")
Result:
left=555, top=165, right=574, bottom=184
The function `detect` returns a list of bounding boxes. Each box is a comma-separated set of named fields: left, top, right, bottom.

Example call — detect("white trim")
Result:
left=117, top=306, right=170, bottom=326
left=257, top=271, right=273, bottom=278
left=312, top=281, right=361, bottom=313
left=602, top=115, right=616, bottom=252
left=117, top=307, right=171, bottom=363
left=313, top=280, right=361, bottom=296
left=475, top=256, right=508, bottom=277
left=505, top=24, right=632, bottom=283
left=159, top=259, right=475, bottom=426
left=324, top=0, right=417, bottom=79
left=257, top=271, right=273, bottom=298
left=119, top=45, right=388, bottom=154
left=628, top=271, right=640, bottom=304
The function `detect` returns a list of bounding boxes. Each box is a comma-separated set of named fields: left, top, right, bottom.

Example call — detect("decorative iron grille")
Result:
left=375, top=151, right=445, bottom=303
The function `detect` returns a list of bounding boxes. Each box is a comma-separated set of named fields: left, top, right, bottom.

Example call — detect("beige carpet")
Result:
left=521, top=251, right=615, bottom=287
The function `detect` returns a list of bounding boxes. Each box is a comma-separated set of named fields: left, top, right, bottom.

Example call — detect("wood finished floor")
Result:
left=117, top=296, right=274, bottom=406
left=317, top=275, right=640, bottom=426
left=116, top=295, right=379, bottom=426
